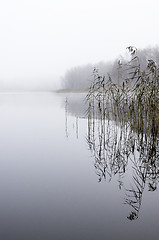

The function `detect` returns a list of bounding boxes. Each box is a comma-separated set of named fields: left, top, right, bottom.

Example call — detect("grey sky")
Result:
left=0, top=0, right=158, bottom=90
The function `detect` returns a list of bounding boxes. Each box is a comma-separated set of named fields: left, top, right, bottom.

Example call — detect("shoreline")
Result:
left=56, top=89, right=88, bottom=93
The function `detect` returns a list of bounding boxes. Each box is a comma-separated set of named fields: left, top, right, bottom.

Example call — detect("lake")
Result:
left=0, top=92, right=158, bottom=240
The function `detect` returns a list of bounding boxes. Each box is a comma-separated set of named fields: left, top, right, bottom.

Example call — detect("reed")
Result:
left=86, top=49, right=159, bottom=220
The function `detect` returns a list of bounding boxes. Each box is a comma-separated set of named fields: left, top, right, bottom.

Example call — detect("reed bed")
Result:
left=86, top=51, right=159, bottom=220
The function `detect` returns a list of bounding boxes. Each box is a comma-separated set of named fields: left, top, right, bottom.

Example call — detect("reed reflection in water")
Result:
left=86, top=101, right=159, bottom=220
left=65, top=90, right=159, bottom=222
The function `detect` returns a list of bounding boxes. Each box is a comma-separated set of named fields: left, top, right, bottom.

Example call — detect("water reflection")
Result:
left=64, top=93, right=87, bottom=139
left=1, top=92, right=158, bottom=239
left=65, top=92, right=159, bottom=220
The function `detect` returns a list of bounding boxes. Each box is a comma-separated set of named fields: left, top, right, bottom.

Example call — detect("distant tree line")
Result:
left=61, top=47, right=159, bottom=90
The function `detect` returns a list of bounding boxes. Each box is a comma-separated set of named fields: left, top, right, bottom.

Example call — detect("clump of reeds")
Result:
left=86, top=48, right=159, bottom=220
left=86, top=49, right=159, bottom=138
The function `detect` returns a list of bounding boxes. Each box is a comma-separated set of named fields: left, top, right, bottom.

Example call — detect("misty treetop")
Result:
left=61, top=46, right=159, bottom=90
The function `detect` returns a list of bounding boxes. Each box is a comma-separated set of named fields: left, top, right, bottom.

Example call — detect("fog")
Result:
left=0, top=0, right=159, bottom=91
left=62, top=47, right=159, bottom=90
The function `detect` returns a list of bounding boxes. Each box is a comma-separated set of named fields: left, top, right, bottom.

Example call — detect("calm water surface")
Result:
left=0, top=92, right=158, bottom=240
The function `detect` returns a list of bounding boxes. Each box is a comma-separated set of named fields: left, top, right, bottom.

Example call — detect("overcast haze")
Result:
left=0, top=0, right=158, bottom=90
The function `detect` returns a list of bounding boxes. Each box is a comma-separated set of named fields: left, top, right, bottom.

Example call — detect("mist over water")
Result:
left=0, top=92, right=158, bottom=239
left=0, top=77, right=60, bottom=92
left=0, top=0, right=159, bottom=238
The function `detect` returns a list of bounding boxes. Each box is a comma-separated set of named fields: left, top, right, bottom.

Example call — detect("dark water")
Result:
left=0, top=92, right=158, bottom=240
